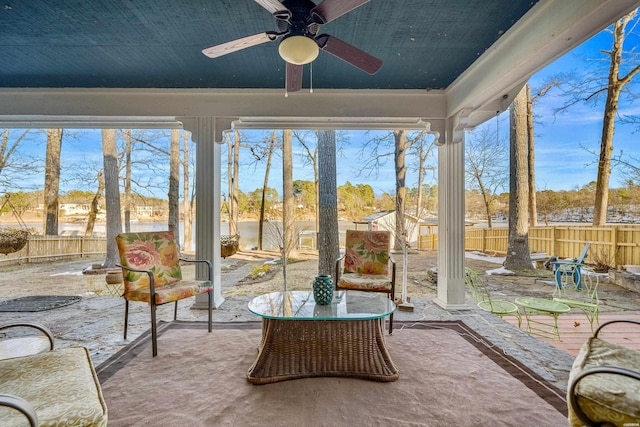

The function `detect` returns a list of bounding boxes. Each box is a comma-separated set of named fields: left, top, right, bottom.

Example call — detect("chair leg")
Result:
left=208, top=290, right=213, bottom=333
left=150, top=301, right=158, bottom=357
left=174, top=301, right=178, bottom=320
left=124, top=299, right=129, bottom=340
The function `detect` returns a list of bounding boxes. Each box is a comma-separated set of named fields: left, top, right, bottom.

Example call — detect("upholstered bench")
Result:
left=567, top=319, right=640, bottom=427
left=0, top=346, right=108, bottom=426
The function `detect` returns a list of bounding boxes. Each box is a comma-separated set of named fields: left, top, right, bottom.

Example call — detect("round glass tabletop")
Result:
left=248, top=290, right=396, bottom=320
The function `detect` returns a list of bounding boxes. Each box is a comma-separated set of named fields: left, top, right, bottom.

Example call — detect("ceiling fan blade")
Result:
left=255, top=0, right=289, bottom=15
left=311, top=0, right=370, bottom=24
left=286, top=63, right=303, bottom=93
left=202, top=32, right=277, bottom=58
left=316, top=34, right=382, bottom=75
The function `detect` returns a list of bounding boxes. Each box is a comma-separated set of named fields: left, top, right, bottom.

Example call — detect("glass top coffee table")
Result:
left=247, top=290, right=398, bottom=384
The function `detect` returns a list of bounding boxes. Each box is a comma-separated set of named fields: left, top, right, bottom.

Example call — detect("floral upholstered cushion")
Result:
left=116, top=231, right=213, bottom=304
left=338, top=274, right=392, bottom=291
left=125, top=279, right=213, bottom=304
left=343, top=230, right=390, bottom=275
left=568, top=337, right=640, bottom=427
left=116, top=231, right=183, bottom=292
left=339, top=230, right=392, bottom=291
left=0, top=347, right=107, bottom=427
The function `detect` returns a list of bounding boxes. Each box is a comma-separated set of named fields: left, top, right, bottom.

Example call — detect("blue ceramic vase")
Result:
left=313, top=274, right=334, bottom=305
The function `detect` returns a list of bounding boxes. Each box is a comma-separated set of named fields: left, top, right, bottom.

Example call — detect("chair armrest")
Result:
left=335, top=254, right=345, bottom=288
left=568, top=366, right=640, bottom=427
left=179, top=258, right=213, bottom=280
left=389, top=256, right=397, bottom=288
left=0, top=394, right=37, bottom=427
left=595, top=319, right=640, bottom=338
left=0, top=322, right=54, bottom=351
left=116, top=263, right=156, bottom=294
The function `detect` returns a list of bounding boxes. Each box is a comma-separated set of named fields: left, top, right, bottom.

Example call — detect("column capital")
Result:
left=180, top=116, right=237, bottom=144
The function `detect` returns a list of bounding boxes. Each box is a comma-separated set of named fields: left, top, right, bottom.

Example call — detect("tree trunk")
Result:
left=317, top=130, right=340, bottom=278
left=43, top=129, right=62, bottom=236
left=85, top=171, right=104, bottom=236
left=230, top=131, right=240, bottom=235
left=102, top=129, right=122, bottom=268
left=282, top=129, right=298, bottom=260
left=416, top=140, right=424, bottom=216
left=504, top=86, right=533, bottom=271
left=258, top=131, right=276, bottom=250
left=526, top=84, right=538, bottom=226
left=394, top=130, right=407, bottom=251
left=480, top=182, right=493, bottom=229
left=168, top=129, right=180, bottom=246
left=226, top=136, right=234, bottom=228
left=593, top=15, right=629, bottom=226
left=123, top=130, right=132, bottom=232
left=183, top=131, right=193, bottom=251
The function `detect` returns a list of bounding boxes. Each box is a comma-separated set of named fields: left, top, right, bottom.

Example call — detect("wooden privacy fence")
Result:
left=0, top=235, right=106, bottom=265
left=418, top=225, right=640, bottom=267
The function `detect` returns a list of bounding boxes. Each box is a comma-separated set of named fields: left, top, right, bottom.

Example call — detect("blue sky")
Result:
left=4, top=16, right=640, bottom=199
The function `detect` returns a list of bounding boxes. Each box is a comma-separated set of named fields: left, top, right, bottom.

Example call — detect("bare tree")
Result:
left=230, top=131, right=240, bottom=235
left=465, top=118, right=508, bottom=228
left=526, top=84, right=538, bottom=227
left=282, top=129, right=298, bottom=260
left=295, top=130, right=320, bottom=234
left=525, top=80, right=560, bottom=226
left=258, top=131, right=277, bottom=250
left=317, top=130, right=339, bottom=278
left=102, top=129, right=122, bottom=268
left=122, top=130, right=132, bottom=232
left=85, top=170, right=104, bottom=236
left=504, top=86, right=533, bottom=271
left=182, top=131, right=193, bottom=251
left=0, top=129, right=40, bottom=191
left=556, top=10, right=640, bottom=225
left=168, top=129, right=180, bottom=245
left=43, top=129, right=62, bottom=235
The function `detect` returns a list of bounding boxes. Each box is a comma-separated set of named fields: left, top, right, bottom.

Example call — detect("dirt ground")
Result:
left=0, top=249, right=638, bottom=315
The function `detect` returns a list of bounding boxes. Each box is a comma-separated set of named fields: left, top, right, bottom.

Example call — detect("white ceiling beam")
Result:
left=0, top=88, right=447, bottom=129
left=447, top=0, right=640, bottom=126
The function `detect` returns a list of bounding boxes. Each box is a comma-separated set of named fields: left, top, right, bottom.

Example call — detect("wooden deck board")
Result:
left=503, top=313, right=640, bottom=357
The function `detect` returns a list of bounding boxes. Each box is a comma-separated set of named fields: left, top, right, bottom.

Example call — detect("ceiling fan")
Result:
left=201, top=0, right=383, bottom=93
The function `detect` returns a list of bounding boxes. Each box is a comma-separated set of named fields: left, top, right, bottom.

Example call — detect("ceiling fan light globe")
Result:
left=279, top=35, right=319, bottom=65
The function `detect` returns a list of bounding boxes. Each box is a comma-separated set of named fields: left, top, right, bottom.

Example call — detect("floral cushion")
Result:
left=0, top=347, right=107, bottom=427
left=116, top=231, right=183, bottom=292
left=568, top=337, right=640, bottom=426
left=116, top=231, right=212, bottom=303
left=339, top=230, right=391, bottom=291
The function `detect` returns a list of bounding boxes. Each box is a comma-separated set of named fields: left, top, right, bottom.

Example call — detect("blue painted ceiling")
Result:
left=0, top=0, right=539, bottom=90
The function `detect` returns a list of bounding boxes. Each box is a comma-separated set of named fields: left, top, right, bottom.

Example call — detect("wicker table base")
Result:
left=247, top=317, right=399, bottom=384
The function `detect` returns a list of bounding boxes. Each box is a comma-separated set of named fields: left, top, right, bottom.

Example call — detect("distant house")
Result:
left=352, top=210, right=422, bottom=248
left=60, top=203, right=92, bottom=216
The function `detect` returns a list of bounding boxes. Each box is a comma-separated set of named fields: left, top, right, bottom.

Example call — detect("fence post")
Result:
left=551, top=226, right=556, bottom=257
left=482, top=229, right=487, bottom=252
left=612, top=225, right=619, bottom=268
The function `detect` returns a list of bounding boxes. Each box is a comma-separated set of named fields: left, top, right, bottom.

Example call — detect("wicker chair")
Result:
left=116, top=231, right=213, bottom=357
left=335, top=230, right=396, bottom=333
left=568, top=319, right=640, bottom=426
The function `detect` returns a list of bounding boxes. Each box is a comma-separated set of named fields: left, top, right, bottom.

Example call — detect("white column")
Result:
left=434, top=113, right=469, bottom=310
left=182, top=117, right=225, bottom=309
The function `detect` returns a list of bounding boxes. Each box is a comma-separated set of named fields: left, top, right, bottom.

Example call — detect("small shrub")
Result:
left=591, top=247, right=614, bottom=273
left=249, top=264, right=273, bottom=280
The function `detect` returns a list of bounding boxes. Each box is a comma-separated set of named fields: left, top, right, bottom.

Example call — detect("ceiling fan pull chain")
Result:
left=310, top=62, right=313, bottom=94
